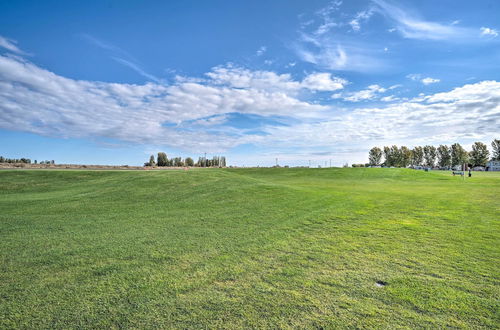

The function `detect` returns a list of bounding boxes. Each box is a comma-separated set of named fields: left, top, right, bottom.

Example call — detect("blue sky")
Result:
left=0, top=0, right=499, bottom=166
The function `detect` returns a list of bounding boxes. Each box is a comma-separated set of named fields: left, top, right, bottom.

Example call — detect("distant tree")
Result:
left=437, top=145, right=451, bottom=169
left=451, top=143, right=468, bottom=167
left=400, top=146, right=412, bottom=168
left=148, top=155, right=156, bottom=166
left=411, top=146, right=424, bottom=167
left=173, top=157, right=183, bottom=167
left=220, top=156, right=227, bottom=167
left=196, top=157, right=203, bottom=167
left=390, top=145, right=402, bottom=167
left=383, top=146, right=392, bottom=166
left=492, top=139, right=500, bottom=161
left=368, top=147, right=383, bottom=166
left=185, top=157, right=194, bottom=167
left=157, top=152, right=168, bottom=166
left=423, top=145, right=437, bottom=167
left=469, top=142, right=489, bottom=167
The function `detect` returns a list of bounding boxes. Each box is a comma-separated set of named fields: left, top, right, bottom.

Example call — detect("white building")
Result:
left=486, top=160, right=500, bottom=171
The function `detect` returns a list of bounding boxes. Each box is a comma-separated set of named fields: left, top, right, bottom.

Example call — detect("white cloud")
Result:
left=295, top=40, right=387, bottom=72
left=421, top=77, right=440, bottom=85
left=407, top=74, right=439, bottom=85
left=349, top=10, right=373, bottom=32
left=206, top=66, right=347, bottom=92
left=0, top=36, right=27, bottom=55
left=406, top=73, right=421, bottom=81
left=294, top=3, right=388, bottom=72
left=480, top=27, right=498, bottom=38
left=372, top=0, right=476, bottom=41
left=380, top=95, right=398, bottom=102
left=312, top=0, right=342, bottom=36
left=301, top=72, right=347, bottom=91
left=256, top=46, right=267, bottom=56
left=334, top=84, right=387, bottom=102
left=256, top=81, right=500, bottom=161
left=0, top=55, right=333, bottom=151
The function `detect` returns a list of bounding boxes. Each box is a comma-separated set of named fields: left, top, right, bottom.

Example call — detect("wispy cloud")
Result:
left=421, top=77, right=440, bottom=85
left=295, top=37, right=388, bottom=72
left=372, top=0, right=477, bottom=41
left=256, top=46, right=267, bottom=56
left=480, top=27, right=498, bottom=38
left=294, top=2, right=388, bottom=72
left=349, top=10, right=374, bottom=32
left=111, top=57, right=162, bottom=84
left=0, top=36, right=28, bottom=55
left=407, top=74, right=440, bottom=85
left=81, top=34, right=161, bottom=83
left=332, top=84, right=387, bottom=102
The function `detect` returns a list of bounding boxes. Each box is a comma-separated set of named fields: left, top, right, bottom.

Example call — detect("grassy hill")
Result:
left=1, top=168, right=499, bottom=328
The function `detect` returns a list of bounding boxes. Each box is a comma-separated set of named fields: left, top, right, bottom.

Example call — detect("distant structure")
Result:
left=486, top=160, right=500, bottom=171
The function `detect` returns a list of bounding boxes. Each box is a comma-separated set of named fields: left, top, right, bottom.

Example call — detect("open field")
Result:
left=0, top=168, right=499, bottom=328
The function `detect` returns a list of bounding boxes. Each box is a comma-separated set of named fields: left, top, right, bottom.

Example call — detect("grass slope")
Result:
left=0, top=168, right=499, bottom=328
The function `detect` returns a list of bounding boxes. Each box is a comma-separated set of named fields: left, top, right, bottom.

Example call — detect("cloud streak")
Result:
left=81, top=34, right=161, bottom=83
left=0, top=36, right=28, bottom=55
left=372, top=0, right=481, bottom=41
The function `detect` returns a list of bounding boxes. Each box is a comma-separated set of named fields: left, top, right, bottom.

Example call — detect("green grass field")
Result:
left=1, top=168, right=499, bottom=328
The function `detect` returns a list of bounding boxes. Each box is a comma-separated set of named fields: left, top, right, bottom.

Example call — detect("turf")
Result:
left=0, top=168, right=499, bottom=328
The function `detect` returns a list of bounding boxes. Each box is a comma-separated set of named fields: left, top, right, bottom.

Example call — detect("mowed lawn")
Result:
left=0, top=168, right=498, bottom=328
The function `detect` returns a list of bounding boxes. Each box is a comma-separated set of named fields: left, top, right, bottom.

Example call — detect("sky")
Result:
left=0, top=0, right=499, bottom=167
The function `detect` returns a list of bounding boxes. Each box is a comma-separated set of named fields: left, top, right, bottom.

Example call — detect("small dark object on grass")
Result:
left=375, top=280, right=387, bottom=287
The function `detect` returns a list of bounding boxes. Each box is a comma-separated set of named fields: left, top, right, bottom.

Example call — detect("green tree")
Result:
left=400, top=146, right=412, bottom=168
left=390, top=145, right=402, bottom=167
left=436, top=145, right=451, bottom=169
left=157, top=152, right=168, bottom=166
left=451, top=143, right=468, bottom=167
left=423, top=145, right=437, bottom=167
left=173, top=157, right=183, bottom=167
left=469, top=142, right=489, bottom=167
left=383, top=146, right=392, bottom=166
left=492, top=139, right=500, bottom=161
left=149, top=155, right=156, bottom=166
left=185, top=157, right=194, bottom=167
left=411, top=146, right=424, bottom=167
left=368, top=147, right=383, bottom=166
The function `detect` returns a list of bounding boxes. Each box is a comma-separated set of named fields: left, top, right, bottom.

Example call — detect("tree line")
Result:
left=145, top=152, right=227, bottom=167
left=368, top=139, right=499, bottom=168
left=0, top=156, right=55, bottom=165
